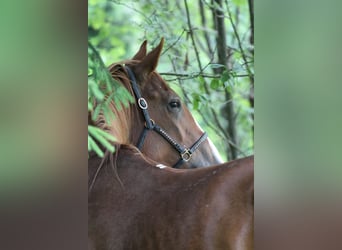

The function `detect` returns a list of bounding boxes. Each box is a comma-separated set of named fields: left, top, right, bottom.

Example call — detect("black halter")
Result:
left=125, top=66, right=208, bottom=169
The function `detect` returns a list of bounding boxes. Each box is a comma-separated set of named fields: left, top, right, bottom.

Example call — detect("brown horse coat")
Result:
left=88, top=145, right=253, bottom=250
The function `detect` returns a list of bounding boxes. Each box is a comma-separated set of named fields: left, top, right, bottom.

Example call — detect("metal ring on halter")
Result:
left=144, top=119, right=155, bottom=128
left=181, top=149, right=192, bottom=162
left=138, top=98, right=148, bottom=109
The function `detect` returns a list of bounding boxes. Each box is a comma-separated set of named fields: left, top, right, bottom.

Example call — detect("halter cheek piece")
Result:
left=125, top=66, right=208, bottom=169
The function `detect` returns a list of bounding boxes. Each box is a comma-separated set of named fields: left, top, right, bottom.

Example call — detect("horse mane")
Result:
left=89, top=142, right=159, bottom=193
left=92, top=60, right=140, bottom=144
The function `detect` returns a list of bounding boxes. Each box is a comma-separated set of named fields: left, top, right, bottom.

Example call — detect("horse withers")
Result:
left=91, top=38, right=223, bottom=169
left=88, top=145, right=253, bottom=250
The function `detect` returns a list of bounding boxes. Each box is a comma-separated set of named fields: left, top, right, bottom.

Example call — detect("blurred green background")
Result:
left=0, top=0, right=87, bottom=199
left=256, top=1, right=342, bottom=249
left=256, top=0, right=342, bottom=201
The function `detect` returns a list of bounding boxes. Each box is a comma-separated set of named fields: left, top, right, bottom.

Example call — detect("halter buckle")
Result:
left=138, top=98, right=148, bottom=110
left=181, top=149, right=192, bottom=162
left=144, top=119, right=155, bottom=129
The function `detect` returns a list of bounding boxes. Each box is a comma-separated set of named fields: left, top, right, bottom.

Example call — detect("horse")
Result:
left=90, top=38, right=222, bottom=169
left=88, top=144, right=254, bottom=250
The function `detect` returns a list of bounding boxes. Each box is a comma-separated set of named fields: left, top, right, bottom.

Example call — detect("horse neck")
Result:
left=88, top=144, right=154, bottom=190
left=116, top=145, right=158, bottom=174
left=111, top=146, right=161, bottom=190
left=106, top=101, right=134, bottom=144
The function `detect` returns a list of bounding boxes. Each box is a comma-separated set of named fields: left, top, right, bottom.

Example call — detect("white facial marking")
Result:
left=156, top=164, right=167, bottom=169
left=208, top=138, right=224, bottom=163
left=194, top=120, right=224, bottom=163
left=194, top=120, right=204, bottom=133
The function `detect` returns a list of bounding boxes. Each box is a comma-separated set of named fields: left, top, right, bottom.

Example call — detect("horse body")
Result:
left=88, top=145, right=253, bottom=250
left=89, top=39, right=253, bottom=249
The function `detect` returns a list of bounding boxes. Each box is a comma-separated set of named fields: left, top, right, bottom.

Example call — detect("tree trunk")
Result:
left=213, top=0, right=238, bottom=160
left=248, top=0, right=254, bottom=134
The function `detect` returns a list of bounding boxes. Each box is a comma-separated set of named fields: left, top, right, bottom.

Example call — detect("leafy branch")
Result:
left=159, top=71, right=249, bottom=81
left=88, top=41, right=134, bottom=157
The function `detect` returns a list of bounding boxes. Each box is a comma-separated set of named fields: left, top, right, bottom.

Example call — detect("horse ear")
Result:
left=136, top=38, right=164, bottom=76
left=132, top=40, right=147, bottom=60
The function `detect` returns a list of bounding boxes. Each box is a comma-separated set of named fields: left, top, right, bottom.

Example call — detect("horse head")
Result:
left=94, top=38, right=223, bottom=168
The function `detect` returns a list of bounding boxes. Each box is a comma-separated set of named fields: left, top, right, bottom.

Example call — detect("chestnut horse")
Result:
left=88, top=144, right=254, bottom=250
left=91, top=38, right=222, bottom=169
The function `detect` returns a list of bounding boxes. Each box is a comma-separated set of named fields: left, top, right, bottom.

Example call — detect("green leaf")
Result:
left=88, top=101, right=93, bottom=111
left=88, top=126, right=115, bottom=153
left=88, top=135, right=104, bottom=158
left=208, top=64, right=225, bottom=69
left=89, top=79, right=105, bottom=101
left=92, top=104, right=102, bottom=121
left=220, top=70, right=230, bottom=83
left=197, top=76, right=206, bottom=91
left=91, top=126, right=116, bottom=141
left=210, top=79, right=220, bottom=90
left=193, top=98, right=199, bottom=110
left=191, top=93, right=201, bottom=111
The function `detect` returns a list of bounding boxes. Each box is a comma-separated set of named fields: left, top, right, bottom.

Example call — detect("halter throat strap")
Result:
left=125, top=66, right=207, bottom=169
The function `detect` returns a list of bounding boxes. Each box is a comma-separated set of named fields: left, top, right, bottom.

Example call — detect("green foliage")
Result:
left=88, top=125, right=116, bottom=157
left=210, top=79, right=220, bottom=90
left=88, top=41, right=134, bottom=157
left=220, top=70, right=231, bottom=84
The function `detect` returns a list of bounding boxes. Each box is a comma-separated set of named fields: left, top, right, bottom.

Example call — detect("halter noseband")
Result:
left=125, top=66, right=208, bottom=169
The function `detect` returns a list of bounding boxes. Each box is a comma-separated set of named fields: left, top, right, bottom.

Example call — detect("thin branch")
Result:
left=227, top=45, right=253, bottom=59
left=194, top=31, right=211, bottom=58
left=160, top=72, right=249, bottom=79
left=162, top=29, right=186, bottom=56
left=199, top=0, right=214, bottom=56
left=110, top=0, right=153, bottom=24
left=224, top=0, right=253, bottom=83
left=184, top=0, right=203, bottom=70
left=168, top=55, right=191, bottom=107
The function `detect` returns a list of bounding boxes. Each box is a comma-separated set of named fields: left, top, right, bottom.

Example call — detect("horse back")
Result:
left=88, top=152, right=254, bottom=250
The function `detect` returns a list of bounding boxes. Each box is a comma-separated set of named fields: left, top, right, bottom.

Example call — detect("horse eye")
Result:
left=169, top=100, right=181, bottom=109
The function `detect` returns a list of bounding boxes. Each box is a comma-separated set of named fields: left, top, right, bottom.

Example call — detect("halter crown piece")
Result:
left=125, top=66, right=208, bottom=169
